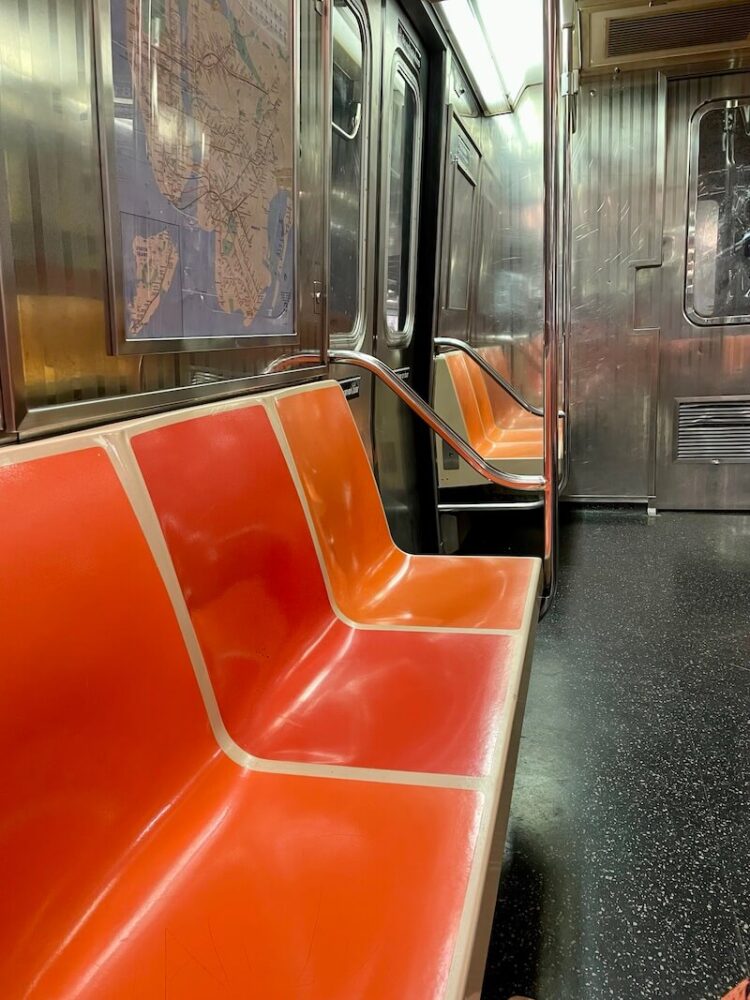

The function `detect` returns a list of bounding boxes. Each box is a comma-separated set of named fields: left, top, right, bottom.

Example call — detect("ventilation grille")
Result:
left=608, top=4, right=750, bottom=58
left=676, top=398, right=750, bottom=462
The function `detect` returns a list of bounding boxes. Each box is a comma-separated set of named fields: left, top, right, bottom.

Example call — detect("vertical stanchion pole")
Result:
left=541, top=0, right=560, bottom=613
left=559, top=22, right=574, bottom=494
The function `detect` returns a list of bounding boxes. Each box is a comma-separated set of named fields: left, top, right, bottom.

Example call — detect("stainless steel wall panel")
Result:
left=468, top=85, right=545, bottom=407
left=567, top=70, right=664, bottom=499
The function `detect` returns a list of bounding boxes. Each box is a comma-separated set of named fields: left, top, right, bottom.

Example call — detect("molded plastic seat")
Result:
left=0, top=389, right=541, bottom=999
left=479, top=345, right=543, bottom=435
left=433, top=349, right=563, bottom=486
left=272, top=382, right=540, bottom=631
left=131, top=402, right=527, bottom=776
left=0, top=441, right=485, bottom=999
left=446, top=351, right=546, bottom=453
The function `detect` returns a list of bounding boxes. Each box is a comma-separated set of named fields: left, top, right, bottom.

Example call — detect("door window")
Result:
left=686, top=100, right=750, bottom=326
left=330, top=0, right=369, bottom=347
left=384, top=57, right=422, bottom=345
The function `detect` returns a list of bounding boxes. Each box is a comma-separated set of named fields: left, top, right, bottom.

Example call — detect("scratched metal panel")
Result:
left=0, top=0, right=325, bottom=438
left=470, top=85, right=545, bottom=408
left=567, top=70, right=663, bottom=500
left=655, top=72, right=750, bottom=510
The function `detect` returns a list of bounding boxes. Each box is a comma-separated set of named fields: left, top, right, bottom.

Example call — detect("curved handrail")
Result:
left=328, top=350, right=546, bottom=493
left=434, top=338, right=544, bottom=417
left=264, top=353, right=323, bottom=375
left=332, top=102, right=362, bottom=141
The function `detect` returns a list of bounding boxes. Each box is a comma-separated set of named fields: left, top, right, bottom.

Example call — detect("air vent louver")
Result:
left=608, top=4, right=750, bottom=58
left=676, top=398, right=750, bottom=462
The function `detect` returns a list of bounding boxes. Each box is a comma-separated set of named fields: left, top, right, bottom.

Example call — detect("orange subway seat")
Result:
left=443, top=350, right=491, bottom=447
left=464, top=350, right=542, bottom=441
left=273, top=382, right=540, bottom=631
left=443, top=352, right=544, bottom=463
left=479, top=346, right=542, bottom=433
left=0, top=440, right=487, bottom=999
left=442, top=350, right=563, bottom=462
left=132, top=403, right=523, bottom=775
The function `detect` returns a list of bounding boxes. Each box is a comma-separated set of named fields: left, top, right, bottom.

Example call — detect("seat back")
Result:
left=272, top=383, right=402, bottom=617
left=0, top=444, right=210, bottom=992
left=464, top=351, right=502, bottom=437
left=478, top=346, right=517, bottom=427
left=442, top=351, right=487, bottom=445
left=130, top=402, right=336, bottom=752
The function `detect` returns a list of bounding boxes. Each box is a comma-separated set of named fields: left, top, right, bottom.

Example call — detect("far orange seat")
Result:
left=272, top=382, right=540, bottom=631
left=480, top=344, right=543, bottom=436
left=433, top=349, right=563, bottom=487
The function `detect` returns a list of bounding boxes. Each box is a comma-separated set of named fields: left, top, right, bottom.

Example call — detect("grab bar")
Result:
left=328, top=350, right=546, bottom=493
left=332, top=103, right=362, bottom=141
left=434, top=338, right=544, bottom=417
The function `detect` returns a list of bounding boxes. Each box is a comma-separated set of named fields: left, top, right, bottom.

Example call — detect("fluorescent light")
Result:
left=476, top=0, right=543, bottom=106
left=436, top=0, right=510, bottom=115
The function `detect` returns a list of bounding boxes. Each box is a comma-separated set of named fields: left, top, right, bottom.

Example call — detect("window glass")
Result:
left=385, top=66, right=420, bottom=339
left=689, top=104, right=750, bottom=323
left=330, top=0, right=367, bottom=343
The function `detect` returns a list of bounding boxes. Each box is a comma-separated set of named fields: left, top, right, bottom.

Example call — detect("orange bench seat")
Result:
left=273, top=382, right=539, bottom=631
left=433, top=348, right=563, bottom=487
left=131, top=403, right=523, bottom=776
left=0, top=382, right=541, bottom=999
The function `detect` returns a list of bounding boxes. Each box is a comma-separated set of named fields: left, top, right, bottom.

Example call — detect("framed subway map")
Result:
left=96, top=0, right=296, bottom=353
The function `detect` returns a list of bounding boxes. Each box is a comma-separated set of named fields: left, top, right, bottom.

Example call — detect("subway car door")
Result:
left=329, top=0, right=381, bottom=459
left=655, top=76, right=750, bottom=510
left=372, top=1, right=430, bottom=551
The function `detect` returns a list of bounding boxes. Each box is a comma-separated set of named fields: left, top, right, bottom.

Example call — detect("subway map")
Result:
left=110, top=0, right=294, bottom=342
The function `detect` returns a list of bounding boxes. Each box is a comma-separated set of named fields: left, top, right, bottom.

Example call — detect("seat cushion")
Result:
left=20, top=769, right=482, bottom=1000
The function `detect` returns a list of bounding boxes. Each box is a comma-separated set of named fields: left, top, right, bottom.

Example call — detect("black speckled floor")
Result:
left=481, top=507, right=750, bottom=1000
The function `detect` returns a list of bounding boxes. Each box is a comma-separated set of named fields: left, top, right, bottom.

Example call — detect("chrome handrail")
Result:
left=264, top=353, right=322, bottom=374
left=328, top=349, right=546, bottom=493
left=332, top=102, right=362, bottom=141
left=434, top=337, right=544, bottom=417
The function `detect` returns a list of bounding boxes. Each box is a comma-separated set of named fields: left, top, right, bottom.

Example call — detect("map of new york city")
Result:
left=111, top=0, right=294, bottom=341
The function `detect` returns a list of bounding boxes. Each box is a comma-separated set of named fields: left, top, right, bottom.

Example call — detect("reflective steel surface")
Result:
left=567, top=70, right=664, bottom=501
left=472, top=86, right=545, bottom=409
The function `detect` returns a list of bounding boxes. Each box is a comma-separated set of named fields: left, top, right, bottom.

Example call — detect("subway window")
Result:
left=330, top=0, right=369, bottom=347
left=384, top=59, right=422, bottom=345
left=687, top=100, right=750, bottom=326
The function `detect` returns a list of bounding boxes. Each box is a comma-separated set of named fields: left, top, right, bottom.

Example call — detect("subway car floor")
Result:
left=480, top=507, right=750, bottom=1000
